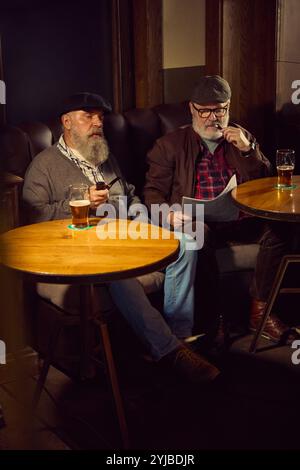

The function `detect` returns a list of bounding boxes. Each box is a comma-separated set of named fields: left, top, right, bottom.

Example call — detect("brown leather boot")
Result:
left=250, top=299, right=297, bottom=344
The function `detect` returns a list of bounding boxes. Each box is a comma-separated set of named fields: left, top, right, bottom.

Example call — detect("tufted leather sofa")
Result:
left=0, top=102, right=259, bottom=335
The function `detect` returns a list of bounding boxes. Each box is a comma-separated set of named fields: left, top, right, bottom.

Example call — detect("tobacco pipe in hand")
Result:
left=96, top=176, right=121, bottom=190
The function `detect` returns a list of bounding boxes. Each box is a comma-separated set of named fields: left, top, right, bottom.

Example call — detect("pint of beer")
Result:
left=69, top=184, right=90, bottom=228
left=276, top=149, right=295, bottom=188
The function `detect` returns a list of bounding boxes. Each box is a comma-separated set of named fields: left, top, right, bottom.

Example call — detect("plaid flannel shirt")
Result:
left=194, top=140, right=238, bottom=199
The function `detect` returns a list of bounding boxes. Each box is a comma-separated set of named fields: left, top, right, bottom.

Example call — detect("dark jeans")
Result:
left=251, top=220, right=300, bottom=301
left=196, top=216, right=300, bottom=316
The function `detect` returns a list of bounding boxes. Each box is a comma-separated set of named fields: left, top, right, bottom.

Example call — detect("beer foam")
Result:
left=69, top=199, right=90, bottom=207
left=277, top=165, right=294, bottom=170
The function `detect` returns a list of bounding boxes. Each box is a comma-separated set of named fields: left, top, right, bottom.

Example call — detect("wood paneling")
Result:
left=206, top=0, right=277, bottom=152
left=163, top=66, right=205, bottom=103
left=111, top=0, right=135, bottom=112
left=277, top=0, right=300, bottom=63
left=112, top=0, right=163, bottom=110
left=133, top=0, right=163, bottom=107
left=223, top=0, right=277, bottom=141
left=205, top=0, right=223, bottom=75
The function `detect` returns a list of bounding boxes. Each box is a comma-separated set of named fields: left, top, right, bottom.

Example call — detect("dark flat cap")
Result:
left=190, top=75, right=231, bottom=105
left=60, top=92, right=112, bottom=116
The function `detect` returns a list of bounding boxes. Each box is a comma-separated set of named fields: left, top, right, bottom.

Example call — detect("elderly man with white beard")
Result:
left=144, top=75, right=300, bottom=346
left=22, top=92, right=220, bottom=383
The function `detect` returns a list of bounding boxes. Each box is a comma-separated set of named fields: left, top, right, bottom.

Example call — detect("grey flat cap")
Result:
left=191, top=75, right=231, bottom=105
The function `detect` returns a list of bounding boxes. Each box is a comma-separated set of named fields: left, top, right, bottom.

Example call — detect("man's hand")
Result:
left=167, top=210, right=192, bottom=230
left=89, top=185, right=109, bottom=209
left=222, top=126, right=251, bottom=152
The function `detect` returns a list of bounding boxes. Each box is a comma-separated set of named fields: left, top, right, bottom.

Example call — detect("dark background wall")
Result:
left=0, top=0, right=112, bottom=125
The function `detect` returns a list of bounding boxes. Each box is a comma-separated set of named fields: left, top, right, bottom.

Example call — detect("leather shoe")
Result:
left=250, top=299, right=299, bottom=345
left=160, top=345, right=220, bottom=383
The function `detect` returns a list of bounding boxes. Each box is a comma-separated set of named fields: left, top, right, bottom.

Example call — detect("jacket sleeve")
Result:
left=143, top=139, right=175, bottom=209
left=22, top=159, right=71, bottom=223
left=233, top=125, right=272, bottom=179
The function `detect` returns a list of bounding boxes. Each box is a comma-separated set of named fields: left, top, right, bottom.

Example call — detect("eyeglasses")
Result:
left=192, top=103, right=228, bottom=118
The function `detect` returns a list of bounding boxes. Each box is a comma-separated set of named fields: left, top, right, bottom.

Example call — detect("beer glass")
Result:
left=276, top=149, right=295, bottom=188
left=69, top=183, right=90, bottom=228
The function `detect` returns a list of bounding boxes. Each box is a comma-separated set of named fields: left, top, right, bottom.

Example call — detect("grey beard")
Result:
left=72, top=133, right=109, bottom=165
left=84, top=137, right=109, bottom=166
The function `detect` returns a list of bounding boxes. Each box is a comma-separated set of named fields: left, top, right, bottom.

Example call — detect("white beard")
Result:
left=192, top=114, right=229, bottom=141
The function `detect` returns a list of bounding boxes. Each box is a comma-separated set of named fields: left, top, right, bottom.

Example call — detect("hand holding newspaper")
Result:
left=182, top=174, right=239, bottom=222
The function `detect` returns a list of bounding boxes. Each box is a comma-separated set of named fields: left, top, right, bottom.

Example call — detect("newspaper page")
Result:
left=182, top=174, right=239, bottom=222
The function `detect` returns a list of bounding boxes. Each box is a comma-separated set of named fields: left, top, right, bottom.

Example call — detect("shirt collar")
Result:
left=58, top=135, right=98, bottom=169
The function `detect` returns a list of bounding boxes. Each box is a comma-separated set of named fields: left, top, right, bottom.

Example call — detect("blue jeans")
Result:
left=109, top=234, right=198, bottom=361
left=163, top=232, right=197, bottom=338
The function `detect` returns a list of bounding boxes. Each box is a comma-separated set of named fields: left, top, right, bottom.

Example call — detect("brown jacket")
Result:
left=144, top=124, right=271, bottom=208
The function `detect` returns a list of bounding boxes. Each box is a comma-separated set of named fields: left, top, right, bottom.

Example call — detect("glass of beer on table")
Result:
left=276, top=149, right=295, bottom=188
left=69, top=183, right=90, bottom=228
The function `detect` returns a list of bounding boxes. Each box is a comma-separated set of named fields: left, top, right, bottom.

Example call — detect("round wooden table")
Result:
left=231, top=176, right=300, bottom=353
left=0, top=218, right=179, bottom=448
left=231, top=175, right=300, bottom=222
left=0, top=218, right=179, bottom=283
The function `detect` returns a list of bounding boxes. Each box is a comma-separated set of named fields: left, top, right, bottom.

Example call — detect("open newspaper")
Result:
left=182, top=174, right=239, bottom=222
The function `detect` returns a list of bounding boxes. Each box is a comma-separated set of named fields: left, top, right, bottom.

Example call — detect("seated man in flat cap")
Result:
left=144, top=75, right=300, bottom=345
left=22, top=91, right=220, bottom=384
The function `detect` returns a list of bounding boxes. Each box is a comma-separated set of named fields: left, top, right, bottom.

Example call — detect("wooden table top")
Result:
left=0, top=219, right=180, bottom=284
left=231, top=176, right=300, bottom=222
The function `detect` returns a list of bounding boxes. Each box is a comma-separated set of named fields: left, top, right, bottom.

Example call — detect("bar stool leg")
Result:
left=249, top=256, right=290, bottom=353
left=33, top=320, right=62, bottom=408
left=80, top=284, right=130, bottom=449
left=98, top=318, right=130, bottom=449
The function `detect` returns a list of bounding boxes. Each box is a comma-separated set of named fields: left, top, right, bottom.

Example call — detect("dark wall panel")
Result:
left=0, top=0, right=112, bottom=125
left=222, top=0, right=277, bottom=153
left=163, top=66, right=205, bottom=104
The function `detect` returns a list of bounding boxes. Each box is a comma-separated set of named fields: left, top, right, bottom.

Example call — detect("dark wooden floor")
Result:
left=1, top=331, right=300, bottom=451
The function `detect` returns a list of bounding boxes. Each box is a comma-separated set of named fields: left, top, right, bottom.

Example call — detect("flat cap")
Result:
left=60, top=92, right=112, bottom=116
left=190, top=75, right=231, bottom=105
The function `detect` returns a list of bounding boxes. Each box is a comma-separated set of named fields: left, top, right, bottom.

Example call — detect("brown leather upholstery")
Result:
left=153, top=101, right=191, bottom=134
left=18, top=122, right=53, bottom=159
left=0, top=125, right=32, bottom=177
left=0, top=103, right=191, bottom=187
left=46, top=118, right=63, bottom=143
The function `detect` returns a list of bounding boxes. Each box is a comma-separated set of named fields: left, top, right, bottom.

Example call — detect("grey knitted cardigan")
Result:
left=22, top=144, right=140, bottom=223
